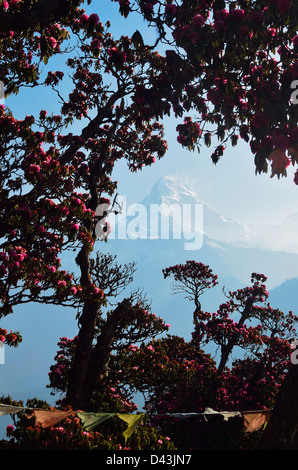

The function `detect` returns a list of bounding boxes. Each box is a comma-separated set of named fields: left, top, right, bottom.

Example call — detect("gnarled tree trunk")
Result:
left=66, top=297, right=131, bottom=410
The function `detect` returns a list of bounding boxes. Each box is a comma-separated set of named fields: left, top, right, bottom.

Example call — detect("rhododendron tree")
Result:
left=0, top=0, right=170, bottom=410
left=46, top=263, right=297, bottom=449
left=163, top=264, right=296, bottom=382
left=48, top=254, right=170, bottom=409
left=113, top=0, right=298, bottom=183
left=121, top=266, right=297, bottom=449
left=162, top=261, right=218, bottom=320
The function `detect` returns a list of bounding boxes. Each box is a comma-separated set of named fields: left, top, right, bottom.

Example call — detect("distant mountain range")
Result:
left=140, top=175, right=253, bottom=245
left=251, top=213, right=298, bottom=254
left=139, top=175, right=298, bottom=253
left=103, top=175, right=298, bottom=336
left=107, top=176, right=298, bottom=289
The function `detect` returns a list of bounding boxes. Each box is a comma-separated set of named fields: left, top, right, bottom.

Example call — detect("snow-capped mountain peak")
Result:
left=140, top=176, right=252, bottom=245
left=113, top=175, right=298, bottom=254
left=141, top=175, right=203, bottom=205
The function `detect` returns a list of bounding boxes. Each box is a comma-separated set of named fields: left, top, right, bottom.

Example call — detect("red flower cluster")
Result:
left=0, top=327, right=21, bottom=346
left=114, top=0, right=297, bottom=180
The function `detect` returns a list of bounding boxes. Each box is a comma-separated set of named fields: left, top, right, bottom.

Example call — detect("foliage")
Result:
left=46, top=262, right=297, bottom=449
left=0, top=396, right=175, bottom=450
left=0, top=0, right=171, bottom=409
left=113, top=0, right=298, bottom=181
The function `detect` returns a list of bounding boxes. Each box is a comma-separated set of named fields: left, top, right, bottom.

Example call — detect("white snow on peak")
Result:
left=140, top=176, right=298, bottom=253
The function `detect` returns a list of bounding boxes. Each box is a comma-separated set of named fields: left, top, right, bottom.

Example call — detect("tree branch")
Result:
left=217, top=296, right=254, bottom=376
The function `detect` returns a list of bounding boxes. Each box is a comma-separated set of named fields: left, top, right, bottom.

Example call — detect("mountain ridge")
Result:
left=137, top=175, right=298, bottom=254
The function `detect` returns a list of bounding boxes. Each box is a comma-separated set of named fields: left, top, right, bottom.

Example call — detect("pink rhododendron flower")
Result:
left=269, top=149, right=291, bottom=175
left=57, top=280, right=67, bottom=288
left=48, top=37, right=58, bottom=49
left=61, top=207, right=69, bottom=215
left=215, top=8, right=229, bottom=21
left=79, top=14, right=89, bottom=25
left=41, top=159, right=51, bottom=168
left=0, top=252, right=7, bottom=261
left=6, top=425, right=14, bottom=435
left=230, top=9, right=245, bottom=21
left=91, top=38, right=102, bottom=50
left=8, top=333, right=17, bottom=342
left=93, top=287, right=103, bottom=297
left=193, top=14, right=205, bottom=26
left=89, top=13, right=100, bottom=25
left=108, top=47, right=117, bottom=57
left=29, top=164, right=41, bottom=173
